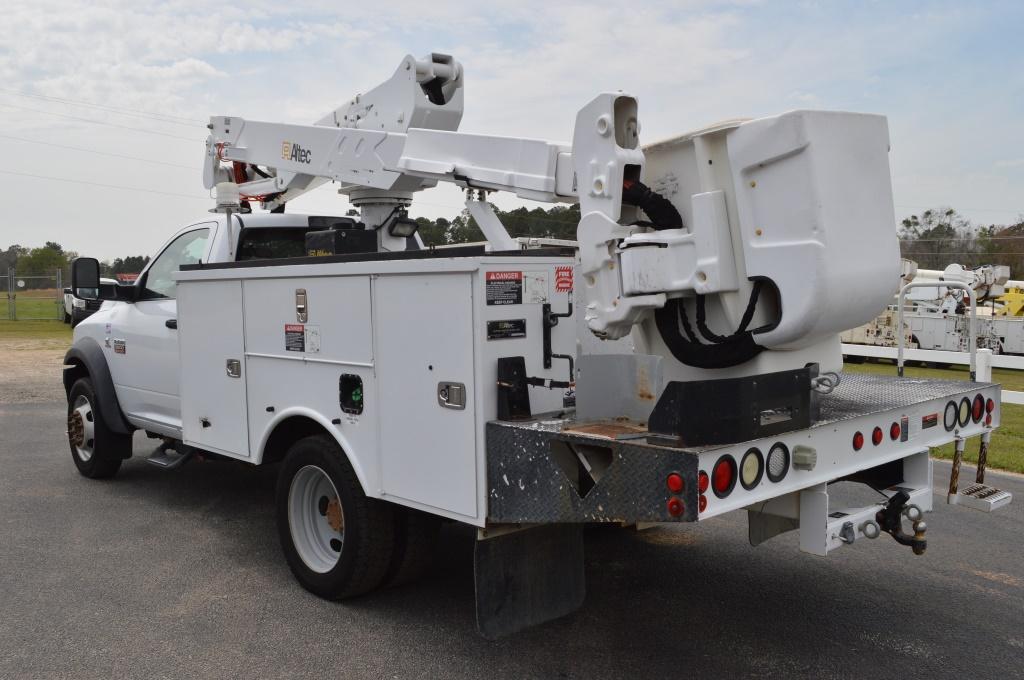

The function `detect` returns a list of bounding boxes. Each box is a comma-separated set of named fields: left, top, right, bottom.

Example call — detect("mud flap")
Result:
left=474, top=524, right=585, bottom=639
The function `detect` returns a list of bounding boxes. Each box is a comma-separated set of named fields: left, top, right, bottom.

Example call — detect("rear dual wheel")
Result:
left=276, top=434, right=441, bottom=599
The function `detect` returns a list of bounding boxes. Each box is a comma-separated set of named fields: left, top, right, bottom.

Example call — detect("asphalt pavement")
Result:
left=1, top=401, right=1022, bottom=679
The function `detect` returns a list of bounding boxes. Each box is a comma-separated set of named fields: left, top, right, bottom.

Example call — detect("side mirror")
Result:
left=71, top=257, right=100, bottom=299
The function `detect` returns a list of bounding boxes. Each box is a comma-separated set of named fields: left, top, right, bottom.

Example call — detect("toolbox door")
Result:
left=179, top=280, right=249, bottom=457
left=374, top=274, right=477, bottom=518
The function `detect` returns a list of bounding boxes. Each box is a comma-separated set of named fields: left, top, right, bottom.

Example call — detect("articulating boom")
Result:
left=204, top=52, right=902, bottom=387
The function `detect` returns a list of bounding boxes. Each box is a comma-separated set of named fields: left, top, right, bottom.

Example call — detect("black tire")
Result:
left=276, top=434, right=395, bottom=600
left=384, top=507, right=441, bottom=587
left=63, top=311, right=71, bottom=324
left=70, top=309, right=83, bottom=328
left=67, top=377, right=130, bottom=479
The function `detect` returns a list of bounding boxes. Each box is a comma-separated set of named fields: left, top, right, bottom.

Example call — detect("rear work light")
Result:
left=871, top=427, right=883, bottom=446
left=958, top=397, right=971, bottom=428
left=740, top=448, right=764, bottom=490
left=711, top=455, right=737, bottom=498
left=852, top=431, right=864, bottom=451
left=766, top=443, right=789, bottom=483
left=944, top=401, right=958, bottom=431
left=972, top=394, right=984, bottom=423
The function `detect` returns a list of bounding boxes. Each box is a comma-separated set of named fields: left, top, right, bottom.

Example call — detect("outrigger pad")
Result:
left=474, top=524, right=585, bottom=639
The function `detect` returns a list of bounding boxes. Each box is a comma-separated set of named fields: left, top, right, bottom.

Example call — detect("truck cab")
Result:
left=71, top=213, right=354, bottom=438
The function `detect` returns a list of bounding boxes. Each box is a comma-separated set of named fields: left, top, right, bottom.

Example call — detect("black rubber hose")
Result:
left=622, top=180, right=683, bottom=230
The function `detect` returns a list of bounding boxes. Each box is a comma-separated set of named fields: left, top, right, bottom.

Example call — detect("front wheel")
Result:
left=276, top=435, right=395, bottom=600
left=67, top=377, right=130, bottom=478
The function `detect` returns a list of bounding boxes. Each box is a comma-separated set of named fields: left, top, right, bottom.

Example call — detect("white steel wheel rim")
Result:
left=69, top=394, right=96, bottom=463
left=288, top=465, right=345, bottom=574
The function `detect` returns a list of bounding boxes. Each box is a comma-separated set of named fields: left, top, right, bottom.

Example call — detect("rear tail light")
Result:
left=986, top=413, right=992, bottom=426
left=871, top=427, right=883, bottom=446
left=740, top=448, right=764, bottom=490
left=852, top=431, right=864, bottom=451
left=666, top=472, right=684, bottom=494
left=889, top=422, right=901, bottom=440
left=698, top=495, right=707, bottom=513
left=766, top=443, right=789, bottom=483
left=698, top=471, right=710, bottom=494
left=711, top=455, right=737, bottom=498
left=667, top=498, right=684, bottom=517
left=972, top=394, right=984, bottom=422
left=986, top=398, right=995, bottom=413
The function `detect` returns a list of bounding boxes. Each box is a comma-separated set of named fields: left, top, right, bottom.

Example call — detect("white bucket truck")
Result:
left=65, top=53, right=1009, bottom=637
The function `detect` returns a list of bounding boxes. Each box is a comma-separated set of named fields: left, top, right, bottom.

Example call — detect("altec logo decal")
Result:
left=281, top=141, right=312, bottom=164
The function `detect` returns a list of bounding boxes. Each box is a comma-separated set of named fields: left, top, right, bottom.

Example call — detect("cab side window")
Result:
left=141, top=228, right=210, bottom=299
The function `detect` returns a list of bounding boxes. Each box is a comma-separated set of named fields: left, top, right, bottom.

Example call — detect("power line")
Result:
left=0, top=169, right=210, bottom=200
left=0, top=134, right=197, bottom=170
left=0, top=87, right=204, bottom=126
left=0, top=102, right=203, bottom=143
left=895, top=204, right=1022, bottom=215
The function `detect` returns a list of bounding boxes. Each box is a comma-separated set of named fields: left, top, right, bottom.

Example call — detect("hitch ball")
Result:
left=861, top=520, right=881, bottom=539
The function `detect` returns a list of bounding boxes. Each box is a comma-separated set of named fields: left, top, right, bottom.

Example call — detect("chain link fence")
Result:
left=4, top=268, right=64, bottom=321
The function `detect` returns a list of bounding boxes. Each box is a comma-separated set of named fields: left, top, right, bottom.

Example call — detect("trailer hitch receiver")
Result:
left=874, top=490, right=927, bottom=555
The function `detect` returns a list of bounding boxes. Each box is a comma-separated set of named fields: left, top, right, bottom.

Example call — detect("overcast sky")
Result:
left=0, top=0, right=1021, bottom=260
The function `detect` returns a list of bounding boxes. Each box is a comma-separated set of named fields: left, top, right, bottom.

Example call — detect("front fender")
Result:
left=64, top=338, right=133, bottom=434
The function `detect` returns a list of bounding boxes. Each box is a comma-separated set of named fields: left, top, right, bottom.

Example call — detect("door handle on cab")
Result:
left=165, top=319, right=178, bottom=330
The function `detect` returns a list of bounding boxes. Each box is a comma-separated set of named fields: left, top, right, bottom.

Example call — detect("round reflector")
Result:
left=972, top=395, right=984, bottom=423
left=766, top=443, right=789, bottom=483
left=711, top=455, right=737, bottom=498
left=666, top=472, right=684, bottom=494
left=872, top=426, right=883, bottom=446
left=667, top=498, right=684, bottom=517
left=944, top=401, right=958, bottom=431
left=698, top=495, right=707, bottom=513
left=890, top=422, right=901, bottom=441
left=986, top=413, right=992, bottom=426
left=986, top=398, right=995, bottom=413
left=852, top=431, right=864, bottom=451
left=958, top=397, right=971, bottom=428
left=698, top=471, right=710, bottom=494
left=740, top=448, right=764, bottom=490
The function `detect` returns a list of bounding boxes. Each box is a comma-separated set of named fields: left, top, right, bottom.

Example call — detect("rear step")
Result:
left=948, top=484, right=1012, bottom=512
left=146, top=443, right=194, bottom=470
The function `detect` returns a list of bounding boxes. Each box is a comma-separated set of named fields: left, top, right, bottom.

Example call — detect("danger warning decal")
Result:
left=486, top=271, right=523, bottom=305
left=285, top=324, right=305, bottom=352
left=555, top=265, right=573, bottom=293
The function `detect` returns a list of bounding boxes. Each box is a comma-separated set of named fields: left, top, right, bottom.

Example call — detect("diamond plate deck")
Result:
left=815, top=374, right=995, bottom=425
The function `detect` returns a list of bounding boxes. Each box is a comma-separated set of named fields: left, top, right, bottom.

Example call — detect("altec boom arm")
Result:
left=204, top=52, right=902, bottom=373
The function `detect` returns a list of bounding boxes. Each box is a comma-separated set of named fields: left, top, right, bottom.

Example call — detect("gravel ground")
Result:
left=0, top=339, right=68, bottom=404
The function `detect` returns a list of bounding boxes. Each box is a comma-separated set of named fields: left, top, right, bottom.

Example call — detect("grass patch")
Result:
left=10, top=297, right=63, bottom=321
left=845, top=360, right=1024, bottom=474
left=0, top=320, right=72, bottom=341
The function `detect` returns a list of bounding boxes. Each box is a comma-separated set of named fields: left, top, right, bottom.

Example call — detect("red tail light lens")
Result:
left=698, top=471, right=710, bottom=494
left=872, top=427, right=883, bottom=446
left=711, top=455, right=737, bottom=498
left=852, top=431, right=864, bottom=450
left=666, top=473, right=684, bottom=494
left=986, top=413, right=992, bottom=426
left=667, top=498, right=684, bottom=517
left=698, top=495, right=707, bottom=513
left=986, top=398, right=995, bottom=413
left=890, top=422, right=901, bottom=441
left=972, top=395, right=984, bottom=423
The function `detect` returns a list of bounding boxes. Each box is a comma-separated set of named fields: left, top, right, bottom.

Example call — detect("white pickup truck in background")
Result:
left=63, top=277, right=117, bottom=326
